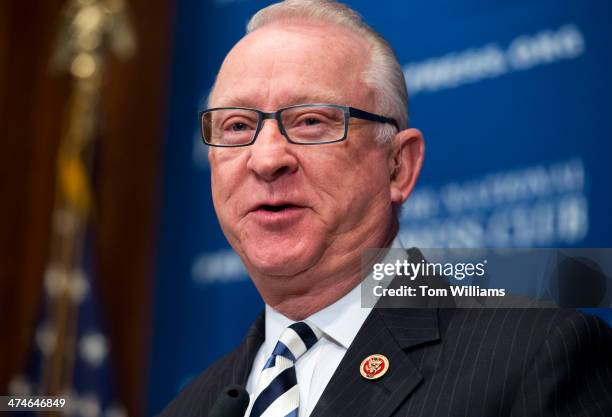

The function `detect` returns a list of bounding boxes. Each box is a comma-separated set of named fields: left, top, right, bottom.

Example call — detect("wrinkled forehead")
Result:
left=210, top=21, right=374, bottom=110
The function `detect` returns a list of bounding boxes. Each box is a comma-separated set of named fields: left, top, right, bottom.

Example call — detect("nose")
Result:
left=246, top=119, right=299, bottom=182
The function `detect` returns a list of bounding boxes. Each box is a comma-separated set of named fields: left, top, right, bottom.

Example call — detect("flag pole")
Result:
left=39, top=0, right=135, bottom=412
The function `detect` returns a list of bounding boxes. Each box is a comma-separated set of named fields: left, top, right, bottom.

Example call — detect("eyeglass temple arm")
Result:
left=348, top=107, right=399, bottom=130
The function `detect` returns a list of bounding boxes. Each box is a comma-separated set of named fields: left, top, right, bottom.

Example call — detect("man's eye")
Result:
left=303, top=117, right=321, bottom=126
left=224, top=120, right=253, bottom=131
left=294, top=116, right=328, bottom=128
left=231, top=122, right=248, bottom=131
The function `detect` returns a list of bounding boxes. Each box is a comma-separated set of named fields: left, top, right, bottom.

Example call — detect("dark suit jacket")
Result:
left=159, top=305, right=612, bottom=417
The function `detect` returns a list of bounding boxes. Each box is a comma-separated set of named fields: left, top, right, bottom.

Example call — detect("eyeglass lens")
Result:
left=201, top=105, right=346, bottom=146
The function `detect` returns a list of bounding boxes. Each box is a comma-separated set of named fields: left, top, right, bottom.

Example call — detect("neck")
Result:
left=268, top=275, right=360, bottom=320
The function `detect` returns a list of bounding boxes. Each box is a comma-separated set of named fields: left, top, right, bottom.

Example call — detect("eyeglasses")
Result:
left=199, top=103, right=399, bottom=147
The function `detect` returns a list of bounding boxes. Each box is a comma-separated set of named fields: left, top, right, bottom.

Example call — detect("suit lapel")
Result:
left=207, top=311, right=264, bottom=399
left=187, top=312, right=265, bottom=417
left=235, top=311, right=265, bottom=386
left=309, top=308, right=440, bottom=417
left=309, top=247, right=445, bottom=417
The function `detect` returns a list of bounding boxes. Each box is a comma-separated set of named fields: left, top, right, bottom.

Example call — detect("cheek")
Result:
left=210, top=170, right=245, bottom=248
left=307, top=151, right=390, bottom=218
left=210, top=159, right=248, bottom=222
left=210, top=152, right=247, bottom=198
left=210, top=170, right=226, bottom=208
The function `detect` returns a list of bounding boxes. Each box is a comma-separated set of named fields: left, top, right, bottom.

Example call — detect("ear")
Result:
left=388, top=128, right=424, bottom=204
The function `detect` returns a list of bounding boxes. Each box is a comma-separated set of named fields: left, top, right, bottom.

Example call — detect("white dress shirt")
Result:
left=244, top=236, right=405, bottom=417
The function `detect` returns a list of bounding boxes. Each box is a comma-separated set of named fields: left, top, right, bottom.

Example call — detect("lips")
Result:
left=247, top=200, right=308, bottom=226
left=256, top=203, right=301, bottom=212
left=249, top=199, right=306, bottom=213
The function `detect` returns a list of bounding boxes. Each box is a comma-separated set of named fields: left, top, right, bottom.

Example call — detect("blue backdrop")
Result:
left=149, top=0, right=612, bottom=414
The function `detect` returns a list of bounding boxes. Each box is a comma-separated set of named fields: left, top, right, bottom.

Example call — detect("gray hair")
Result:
left=246, top=0, right=409, bottom=143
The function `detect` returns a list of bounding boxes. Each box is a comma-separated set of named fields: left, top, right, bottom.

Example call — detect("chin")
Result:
left=240, top=237, right=322, bottom=277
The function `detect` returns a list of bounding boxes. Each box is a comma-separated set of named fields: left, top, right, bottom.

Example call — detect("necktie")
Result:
left=248, top=322, right=322, bottom=417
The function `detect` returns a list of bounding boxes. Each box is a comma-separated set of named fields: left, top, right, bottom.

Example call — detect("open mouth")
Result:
left=250, top=202, right=306, bottom=224
left=258, top=204, right=298, bottom=212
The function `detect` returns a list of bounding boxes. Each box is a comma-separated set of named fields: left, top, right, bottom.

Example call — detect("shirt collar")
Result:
left=263, top=235, right=406, bottom=353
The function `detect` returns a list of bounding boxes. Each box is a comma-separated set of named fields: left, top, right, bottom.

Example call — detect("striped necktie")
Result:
left=248, top=321, right=322, bottom=417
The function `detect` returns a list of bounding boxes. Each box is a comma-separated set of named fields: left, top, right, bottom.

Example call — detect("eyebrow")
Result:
left=283, top=92, right=346, bottom=106
left=211, top=91, right=347, bottom=109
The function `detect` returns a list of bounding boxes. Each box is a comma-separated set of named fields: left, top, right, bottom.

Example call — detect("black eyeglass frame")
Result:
left=198, top=103, right=399, bottom=147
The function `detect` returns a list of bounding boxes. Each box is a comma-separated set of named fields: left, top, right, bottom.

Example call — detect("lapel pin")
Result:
left=360, top=354, right=389, bottom=380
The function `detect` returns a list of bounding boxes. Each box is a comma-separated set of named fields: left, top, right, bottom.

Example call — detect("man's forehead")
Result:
left=239, top=19, right=366, bottom=50
left=210, top=21, right=370, bottom=108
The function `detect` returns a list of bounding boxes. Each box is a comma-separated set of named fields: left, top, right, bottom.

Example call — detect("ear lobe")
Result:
left=389, top=128, right=424, bottom=205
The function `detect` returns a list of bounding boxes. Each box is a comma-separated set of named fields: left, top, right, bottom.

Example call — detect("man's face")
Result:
left=208, top=22, right=401, bottom=283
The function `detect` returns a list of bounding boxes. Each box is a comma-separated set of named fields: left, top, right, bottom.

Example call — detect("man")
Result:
left=160, top=1, right=612, bottom=416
